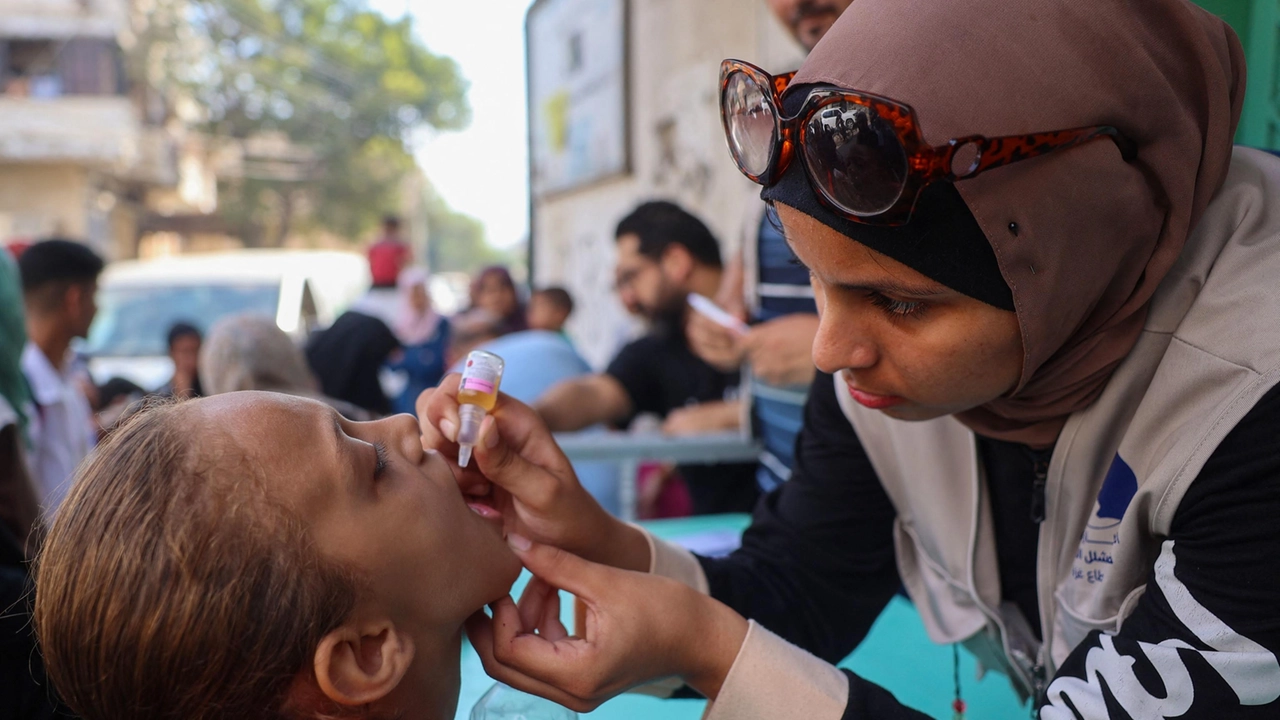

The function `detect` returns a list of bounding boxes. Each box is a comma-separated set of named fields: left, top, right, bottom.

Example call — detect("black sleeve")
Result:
left=839, top=671, right=932, bottom=720
left=1043, top=383, right=1280, bottom=718
left=604, top=337, right=663, bottom=421
left=697, top=371, right=901, bottom=665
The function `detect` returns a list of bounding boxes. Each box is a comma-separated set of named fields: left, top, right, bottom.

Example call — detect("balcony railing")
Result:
left=556, top=431, right=761, bottom=521
left=0, top=96, right=139, bottom=166
left=0, top=1, right=126, bottom=39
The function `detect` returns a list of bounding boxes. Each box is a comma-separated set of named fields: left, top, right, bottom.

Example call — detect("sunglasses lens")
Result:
left=723, top=71, right=776, bottom=178
left=802, top=100, right=908, bottom=215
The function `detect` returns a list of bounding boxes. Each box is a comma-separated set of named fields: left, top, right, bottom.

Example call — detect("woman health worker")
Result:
left=419, top=0, right=1280, bottom=716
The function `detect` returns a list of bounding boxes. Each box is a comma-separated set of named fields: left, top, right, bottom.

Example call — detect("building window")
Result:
left=1, top=37, right=123, bottom=97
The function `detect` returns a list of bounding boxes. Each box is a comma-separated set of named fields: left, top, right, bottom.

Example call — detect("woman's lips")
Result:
left=846, top=383, right=906, bottom=409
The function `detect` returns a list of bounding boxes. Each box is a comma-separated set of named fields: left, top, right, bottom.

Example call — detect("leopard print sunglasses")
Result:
left=720, top=59, right=1137, bottom=227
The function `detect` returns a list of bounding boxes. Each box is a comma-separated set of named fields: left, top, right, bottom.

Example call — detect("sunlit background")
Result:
left=370, top=0, right=533, bottom=254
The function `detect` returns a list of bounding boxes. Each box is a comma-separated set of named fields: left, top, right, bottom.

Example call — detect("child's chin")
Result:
left=497, top=548, right=524, bottom=587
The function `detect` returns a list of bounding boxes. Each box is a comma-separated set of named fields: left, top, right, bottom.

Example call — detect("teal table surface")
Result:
left=456, top=515, right=1032, bottom=719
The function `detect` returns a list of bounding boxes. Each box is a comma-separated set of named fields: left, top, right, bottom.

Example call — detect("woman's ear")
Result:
left=313, top=621, right=415, bottom=707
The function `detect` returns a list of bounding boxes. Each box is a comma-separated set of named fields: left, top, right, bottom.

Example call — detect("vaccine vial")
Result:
left=456, top=350, right=505, bottom=468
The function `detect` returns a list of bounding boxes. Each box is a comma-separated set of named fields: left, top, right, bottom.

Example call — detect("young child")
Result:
left=525, top=287, right=574, bottom=335
left=34, top=391, right=521, bottom=720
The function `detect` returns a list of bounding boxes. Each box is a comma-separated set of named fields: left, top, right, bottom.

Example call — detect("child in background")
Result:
left=34, top=391, right=521, bottom=720
left=526, top=287, right=574, bottom=335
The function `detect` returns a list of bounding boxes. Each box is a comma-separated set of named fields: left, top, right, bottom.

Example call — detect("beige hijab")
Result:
left=794, top=0, right=1245, bottom=447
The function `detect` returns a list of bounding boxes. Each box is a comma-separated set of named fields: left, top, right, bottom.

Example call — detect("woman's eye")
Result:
left=786, top=254, right=817, bottom=280
left=373, top=442, right=390, bottom=478
left=867, top=291, right=927, bottom=319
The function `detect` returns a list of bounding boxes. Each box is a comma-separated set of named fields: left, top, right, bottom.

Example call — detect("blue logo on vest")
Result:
left=1073, top=454, right=1138, bottom=583
left=1097, top=454, right=1138, bottom=521
left=1082, top=454, right=1138, bottom=546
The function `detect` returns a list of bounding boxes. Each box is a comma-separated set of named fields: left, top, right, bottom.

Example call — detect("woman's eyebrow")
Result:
left=834, top=278, right=949, bottom=297
left=782, top=232, right=947, bottom=297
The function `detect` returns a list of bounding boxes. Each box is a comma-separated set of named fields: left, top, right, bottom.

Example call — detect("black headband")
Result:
left=759, top=87, right=1014, bottom=311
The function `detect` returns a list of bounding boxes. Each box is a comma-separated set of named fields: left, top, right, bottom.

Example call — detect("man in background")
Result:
left=535, top=201, right=758, bottom=515
left=526, top=286, right=574, bottom=334
left=687, top=0, right=853, bottom=494
left=18, top=239, right=103, bottom=514
left=767, top=0, right=854, bottom=50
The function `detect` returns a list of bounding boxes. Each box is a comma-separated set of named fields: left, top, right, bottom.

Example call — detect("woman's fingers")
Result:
left=516, top=577, right=555, bottom=633
left=421, top=378, right=625, bottom=567
left=490, top=592, right=603, bottom=699
left=469, top=541, right=743, bottom=709
left=473, top=418, right=564, bottom=509
left=419, top=374, right=575, bottom=478
left=538, top=585, right=569, bottom=642
left=464, top=610, right=599, bottom=713
left=506, top=535, right=601, bottom=600
left=417, top=374, right=462, bottom=447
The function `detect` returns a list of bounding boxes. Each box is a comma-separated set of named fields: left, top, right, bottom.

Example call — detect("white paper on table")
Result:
left=672, top=529, right=743, bottom=558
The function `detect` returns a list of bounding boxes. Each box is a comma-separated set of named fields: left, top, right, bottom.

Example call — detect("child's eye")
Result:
left=373, top=442, right=390, bottom=478
left=867, top=291, right=927, bottom=320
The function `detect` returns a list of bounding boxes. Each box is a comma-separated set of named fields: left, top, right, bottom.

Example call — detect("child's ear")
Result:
left=313, top=621, right=415, bottom=706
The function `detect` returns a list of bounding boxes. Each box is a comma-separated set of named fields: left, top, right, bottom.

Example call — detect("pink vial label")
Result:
left=461, top=377, right=496, bottom=394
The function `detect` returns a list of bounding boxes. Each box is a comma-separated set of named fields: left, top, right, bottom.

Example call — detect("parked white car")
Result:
left=82, top=249, right=371, bottom=390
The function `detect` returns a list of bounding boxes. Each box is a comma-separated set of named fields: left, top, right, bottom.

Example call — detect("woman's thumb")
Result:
left=473, top=416, right=540, bottom=495
left=506, top=534, right=597, bottom=599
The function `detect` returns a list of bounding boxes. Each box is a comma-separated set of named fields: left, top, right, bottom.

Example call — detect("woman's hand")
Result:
left=466, top=536, right=749, bottom=712
left=417, top=376, right=650, bottom=572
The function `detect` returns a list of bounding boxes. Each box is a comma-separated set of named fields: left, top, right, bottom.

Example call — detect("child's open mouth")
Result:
left=466, top=497, right=502, bottom=522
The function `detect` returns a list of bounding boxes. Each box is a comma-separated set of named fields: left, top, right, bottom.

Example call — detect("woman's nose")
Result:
left=811, top=299, right=878, bottom=375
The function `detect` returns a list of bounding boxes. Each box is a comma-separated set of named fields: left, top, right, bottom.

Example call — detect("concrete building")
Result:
left=0, top=0, right=212, bottom=259
left=527, top=0, right=804, bottom=368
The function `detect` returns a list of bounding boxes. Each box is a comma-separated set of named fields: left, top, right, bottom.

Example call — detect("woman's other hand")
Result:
left=466, top=536, right=748, bottom=712
left=417, top=376, right=650, bottom=572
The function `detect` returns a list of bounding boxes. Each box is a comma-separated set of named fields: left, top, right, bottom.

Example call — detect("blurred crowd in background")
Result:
left=0, top=2, right=834, bottom=712
left=2, top=191, right=810, bottom=561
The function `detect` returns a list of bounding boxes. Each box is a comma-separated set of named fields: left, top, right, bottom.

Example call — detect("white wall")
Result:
left=530, top=0, right=804, bottom=368
left=0, top=0, right=128, bottom=38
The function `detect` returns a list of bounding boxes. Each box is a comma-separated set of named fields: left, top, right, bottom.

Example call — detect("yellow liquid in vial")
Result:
left=457, top=388, right=498, bottom=411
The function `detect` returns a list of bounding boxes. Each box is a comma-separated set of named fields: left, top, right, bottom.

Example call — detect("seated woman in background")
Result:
left=306, top=311, right=400, bottom=417
left=34, top=391, right=522, bottom=720
left=386, top=267, right=451, bottom=416
left=468, top=266, right=526, bottom=337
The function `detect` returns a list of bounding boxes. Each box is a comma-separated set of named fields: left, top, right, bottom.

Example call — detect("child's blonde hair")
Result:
left=34, top=399, right=366, bottom=720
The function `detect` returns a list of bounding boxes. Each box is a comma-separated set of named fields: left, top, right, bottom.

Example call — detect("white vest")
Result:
left=834, top=147, right=1280, bottom=699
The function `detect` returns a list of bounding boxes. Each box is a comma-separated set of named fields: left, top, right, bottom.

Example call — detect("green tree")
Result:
left=150, top=0, right=472, bottom=245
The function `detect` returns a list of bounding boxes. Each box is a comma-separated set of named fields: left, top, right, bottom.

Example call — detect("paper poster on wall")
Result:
left=527, top=0, right=629, bottom=197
